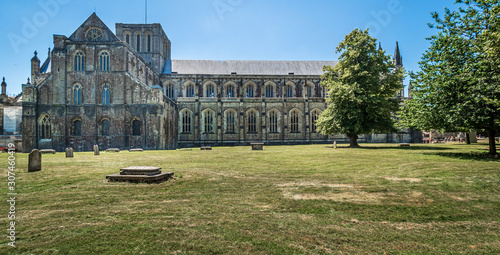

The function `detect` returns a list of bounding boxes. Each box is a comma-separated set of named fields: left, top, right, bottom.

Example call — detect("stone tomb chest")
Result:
left=106, top=166, right=174, bottom=184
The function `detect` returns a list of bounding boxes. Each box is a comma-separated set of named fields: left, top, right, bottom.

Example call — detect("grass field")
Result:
left=0, top=143, right=499, bottom=254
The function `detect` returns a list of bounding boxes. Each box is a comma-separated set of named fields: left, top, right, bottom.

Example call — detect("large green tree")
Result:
left=317, top=29, right=404, bottom=147
left=399, top=0, right=500, bottom=155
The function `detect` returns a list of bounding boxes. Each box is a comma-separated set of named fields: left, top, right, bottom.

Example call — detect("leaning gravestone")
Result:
left=66, top=148, right=74, bottom=158
left=93, top=145, right=100, bottom=155
left=28, top=149, right=41, bottom=172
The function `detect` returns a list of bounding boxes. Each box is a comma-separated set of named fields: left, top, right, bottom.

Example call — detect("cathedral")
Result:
left=22, top=13, right=416, bottom=152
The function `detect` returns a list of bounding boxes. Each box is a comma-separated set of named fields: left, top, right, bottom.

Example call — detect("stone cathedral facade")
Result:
left=22, top=13, right=416, bottom=152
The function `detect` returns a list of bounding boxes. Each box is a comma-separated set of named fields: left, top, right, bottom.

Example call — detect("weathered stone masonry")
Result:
left=22, top=13, right=418, bottom=152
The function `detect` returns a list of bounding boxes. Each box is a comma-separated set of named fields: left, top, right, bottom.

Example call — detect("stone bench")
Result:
left=251, top=143, right=264, bottom=150
left=129, top=148, right=144, bottom=152
left=106, top=148, right=120, bottom=152
left=200, top=146, right=212, bottom=150
left=40, top=149, right=56, bottom=154
left=398, top=143, right=411, bottom=147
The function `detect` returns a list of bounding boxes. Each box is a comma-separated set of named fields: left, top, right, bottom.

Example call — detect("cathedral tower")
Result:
left=115, top=23, right=171, bottom=74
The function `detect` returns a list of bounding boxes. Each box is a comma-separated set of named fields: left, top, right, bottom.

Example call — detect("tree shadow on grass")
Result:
left=423, top=152, right=499, bottom=162
left=329, top=145, right=454, bottom=151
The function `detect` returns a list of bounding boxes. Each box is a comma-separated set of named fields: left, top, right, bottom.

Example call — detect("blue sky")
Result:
left=0, top=0, right=458, bottom=96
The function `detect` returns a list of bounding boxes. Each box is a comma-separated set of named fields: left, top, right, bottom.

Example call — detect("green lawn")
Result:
left=1, top=143, right=499, bottom=254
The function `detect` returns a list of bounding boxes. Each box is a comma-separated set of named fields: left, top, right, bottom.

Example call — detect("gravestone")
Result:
left=106, top=166, right=174, bottom=184
left=40, top=149, right=56, bottom=154
left=333, top=141, right=337, bottom=149
left=28, top=149, right=41, bottom=172
left=106, top=148, right=120, bottom=152
left=129, top=148, right=144, bottom=152
left=251, top=143, right=264, bottom=150
left=93, top=145, right=100, bottom=155
left=200, top=146, right=212, bottom=150
left=65, top=148, right=74, bottom=158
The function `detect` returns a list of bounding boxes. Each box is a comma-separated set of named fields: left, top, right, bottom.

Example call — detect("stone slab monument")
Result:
left=28, top=149, right=41, bottom=172
left=106, top=166, right=174, bottom=184
left=66, top=148, right=74, bottom=158
left=93, top=145, right=100, bottom=155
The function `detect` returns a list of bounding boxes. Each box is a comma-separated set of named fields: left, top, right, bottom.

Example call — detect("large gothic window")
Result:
left=265, top=84, right=274, bottom=98
left=269, top=110, right=279, bottom=133
left=101, top=119, right=110, bottom=136
left=226, top=110, right=236, bottom=133
left=305, top=85, right=312, bottom=97
left=100, top=51, right=110, bottom=71
left=286, top=84, right=294, bottom=98
left=132, top=120, right=141, bottom=136
left=203, top=110, right=214, bottom=134
left=206, top=84, right=215, bottom=98
left=246, top=84, right=254, bottom=98
left=102, top=85, right=110, bottom=105
left=311, top=110, right=320, bottom=133
left=74, top=52, right=85, bottom=71
left=247, top=111, right=257, bottom=133
left=166, top=83, right=175, bottom=98
left=73, top=120, right=82, bottom=136
left=290, top=110, right=300, bottom=133
left=40, top=115, right=51, bottom=139
left=186, top=84, right=195, bottom=98
left=226, top=84, right=235, bottom=98
left=74, top=85, right=82, bottom=105
left=181, top=110, right=192, bottom=133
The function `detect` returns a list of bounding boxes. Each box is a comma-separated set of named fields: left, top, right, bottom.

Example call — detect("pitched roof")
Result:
left=163, top=60, right=337, bottom=76
left=69, top=13, right=119, bottom=42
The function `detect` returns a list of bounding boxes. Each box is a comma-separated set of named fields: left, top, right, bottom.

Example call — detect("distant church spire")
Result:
left=378, top=42, right=382, bottom=51
left=394, top=41, right=402, bottom=67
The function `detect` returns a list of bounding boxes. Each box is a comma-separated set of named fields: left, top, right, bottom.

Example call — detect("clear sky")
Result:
left=0, top=0, right=458, bottom=96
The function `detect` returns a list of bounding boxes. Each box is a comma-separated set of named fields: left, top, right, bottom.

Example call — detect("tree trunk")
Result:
left=466, top=132, right=471, bottom=144
left=347, top=134, right=360, bottom=148
left=488, top=128, right=497, bottom=156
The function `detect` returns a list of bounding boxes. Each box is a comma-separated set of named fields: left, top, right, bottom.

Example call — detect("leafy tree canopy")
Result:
left=399, top=0, right=500, bottom=155
left=317, top=28, right=404, bottom=147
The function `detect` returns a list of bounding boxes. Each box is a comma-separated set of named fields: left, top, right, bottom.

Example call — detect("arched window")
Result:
left=74, top=85, right=82, bottom=105
left=226, top=110, right=236, bottom=133
left=165, top=83, right=175, bottom=98
left=225, top=84, right=235, bottom=98
left=74, top=52, right=85, bottom=71
left=73, top=120, right=82, bottom=136
left=265, top=84, right=274, bottom=98
left=102, top=85, right=110, bottom=105
left=101, top=119, right=110, bottom=136
left=125, top=34, right=130, bottom=45
left=286, top=84, right=294, bottom=98
left=311, top=110, right=320, bottom=133
left=181, top=110, right=192, bottom=133
left=269, top=110, right=279, bottom=133
left=206, top=83, right=215, bottom=98
left=248, top=111, right=257, bottom=133
left=136, top=34, right=141, bottom=52
left=203, top=110, right=214, bottom=133
left=132, top=120, right=141, bottom=136
left=100, top=51, right=110, bottom=71
left=246, top=84, right=254, bottom=98
left=290, top=110, right=300, bottom=133
left=40, top=115, right=51, bottom=139
left=186, top=84, right=195, bottom=98
left=147, top=34, right=151, bottom=52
